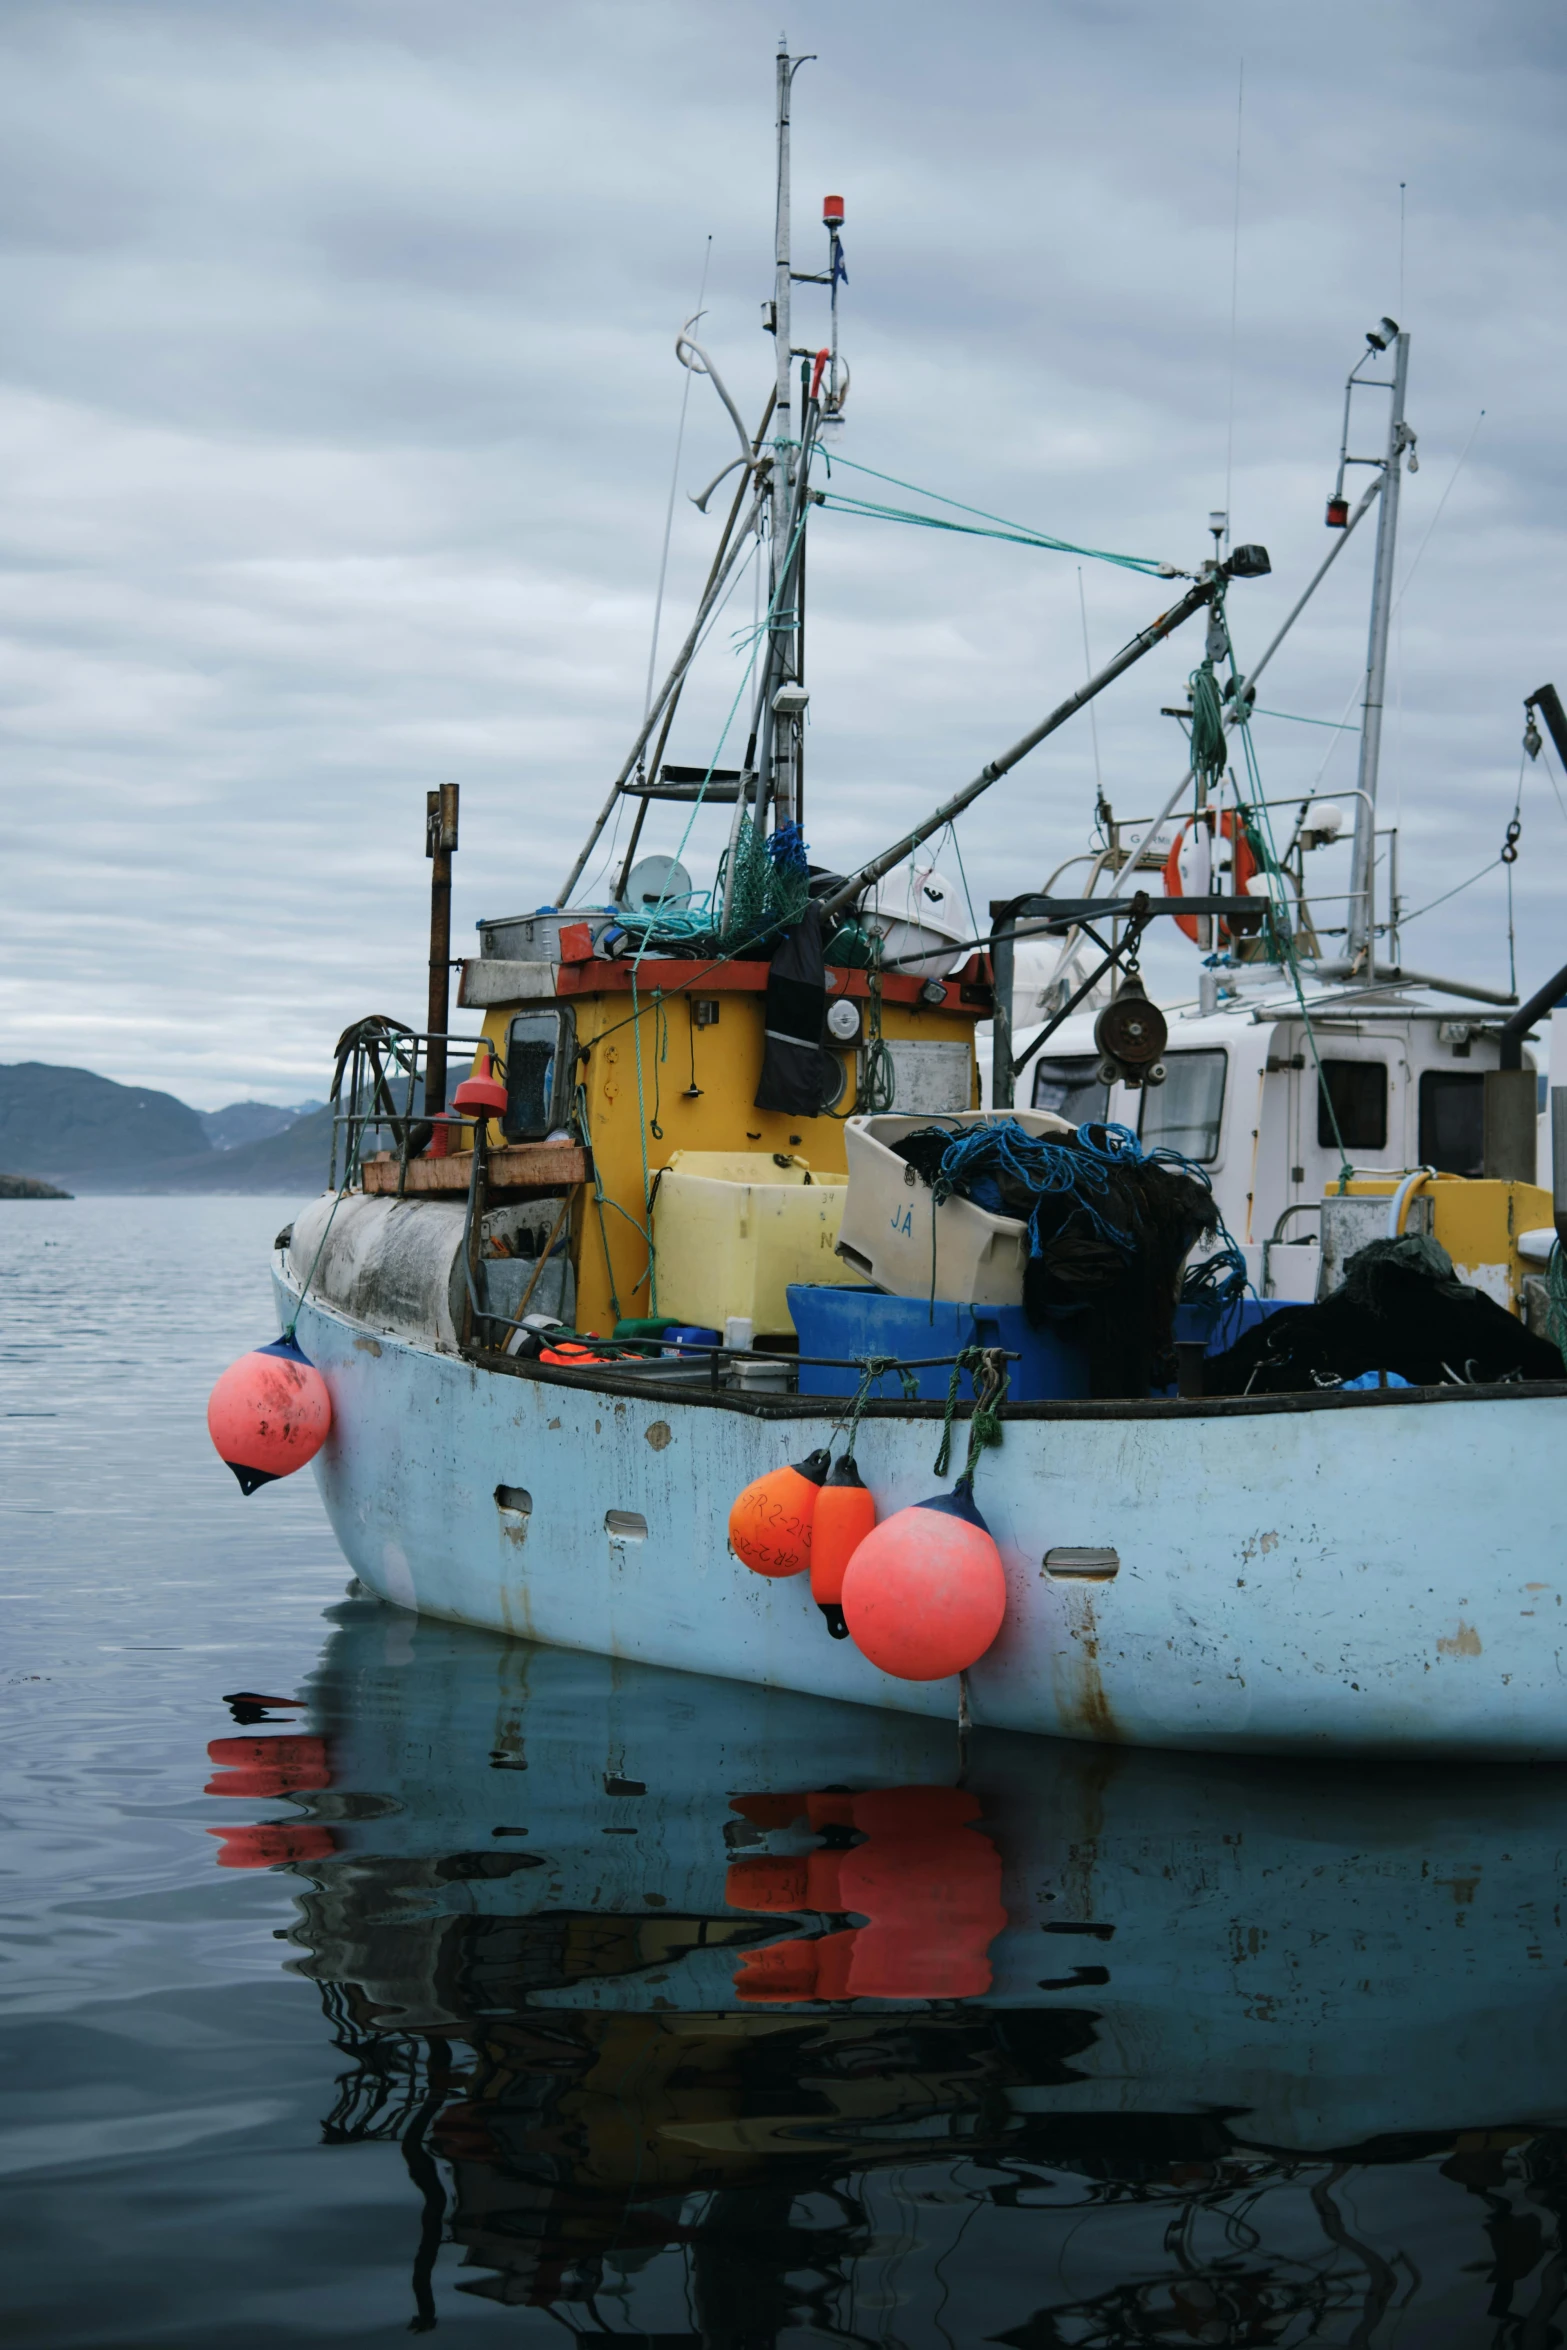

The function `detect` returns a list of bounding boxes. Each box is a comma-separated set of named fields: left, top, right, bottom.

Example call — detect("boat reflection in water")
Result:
left=208, top=1595, right=1567, bottom=2339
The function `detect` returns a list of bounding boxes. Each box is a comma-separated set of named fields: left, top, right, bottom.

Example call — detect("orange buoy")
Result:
left=841, top=1478, right=1007, bottom=1680
left=728, top=1447, right=830, bottom=1578
left=810, top=1454, right=877, bottom=1638
left=207, top=1336, right=332, bottom=1496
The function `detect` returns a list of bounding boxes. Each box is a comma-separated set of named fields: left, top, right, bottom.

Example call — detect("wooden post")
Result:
left=425, top=783, right=459, bottom=1128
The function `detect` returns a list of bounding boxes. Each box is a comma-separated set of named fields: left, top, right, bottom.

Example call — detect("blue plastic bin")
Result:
left=662, top=1324, right=721, bottom=1355
left=787, top=1285, right=1090, bottom=1402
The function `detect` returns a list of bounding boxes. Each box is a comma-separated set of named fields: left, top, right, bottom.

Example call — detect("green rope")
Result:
left=815, top=452, right=1173, bottom=577
left=932, top=1347, right=1011, bottom=1483
left=839, top=1354, right=920, bottom=1458
left=1189, top=661, right=1227, bottom=792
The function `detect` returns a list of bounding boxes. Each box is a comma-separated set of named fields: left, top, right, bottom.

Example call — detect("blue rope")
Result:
left=918, top=1118, right=1214, bottom=1261
left=910, top=1119, right=1257, bottom=1338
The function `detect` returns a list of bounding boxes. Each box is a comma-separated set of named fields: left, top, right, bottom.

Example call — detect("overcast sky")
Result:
left=2, top=0, right=1564, bottom=1107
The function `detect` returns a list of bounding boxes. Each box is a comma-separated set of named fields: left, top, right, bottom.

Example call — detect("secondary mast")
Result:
left=765, top=35, right=809, bottom=831
left=1341, top=321, right=1416, bottom=968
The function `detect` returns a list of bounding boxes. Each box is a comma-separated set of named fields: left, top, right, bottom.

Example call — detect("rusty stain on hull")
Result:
left=1438, top=1621, right=1483, bottom=1658
left=1058, top=1590, right=1122, bottom=1745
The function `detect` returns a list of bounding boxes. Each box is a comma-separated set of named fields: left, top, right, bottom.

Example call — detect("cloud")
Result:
left=1, top=0, right=1563, bottom=1101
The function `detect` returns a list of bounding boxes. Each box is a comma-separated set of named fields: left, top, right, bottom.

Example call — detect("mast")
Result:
left=1346, top=327, right=1412, bottom=967
left=767, top=35, right=797, bottom=829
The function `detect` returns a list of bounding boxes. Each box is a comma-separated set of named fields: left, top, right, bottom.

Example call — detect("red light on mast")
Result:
left=823, top=194, right=845, bottom=228
left=1324, top=495, right=1350, bottom=529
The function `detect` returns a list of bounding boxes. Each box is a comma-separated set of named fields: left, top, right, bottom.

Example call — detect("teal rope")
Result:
left=816, top=452, right=1173, bottom=576
left=1253, top=708, right=1361, bottom=732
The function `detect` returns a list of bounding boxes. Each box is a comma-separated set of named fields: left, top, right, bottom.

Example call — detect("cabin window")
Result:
left=1316, top=1060, right=1387, bottom=1152
left=1138, top=1049, right=1227, bottom=1163
left=504, top=1009, right=576, bottom=1142
left=1031, top=1055, right=1110, bottom=1125
left=1419, top=1069, right=1485, bottom=1178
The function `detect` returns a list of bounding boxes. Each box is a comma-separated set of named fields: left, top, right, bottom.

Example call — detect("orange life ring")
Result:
left=1162, top=810, right=1259, bottom=943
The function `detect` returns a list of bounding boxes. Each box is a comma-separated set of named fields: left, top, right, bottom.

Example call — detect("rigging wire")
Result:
left=1504, top=742, right=1525, bottom=995
left=1077, top=567, right=1107, bottom=825
left=1219, top=600, right=1356, bottom=1188
left=1223, top=58, right=1245, bottom=538
left=1301, top=410, right=1487, bottom=796
left=1253, top=708, right=1360, bottom=731
left=1389, top=858, right=1501, bottom=928
left=644, top=239, right=713, bottom=721
left=623, top=506, right=812, bottom=1296
left=1535, top=736, right=1567, bottom=831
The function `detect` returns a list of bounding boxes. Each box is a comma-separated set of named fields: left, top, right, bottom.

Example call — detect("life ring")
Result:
left=1162, top=810, right=1259, bottom=944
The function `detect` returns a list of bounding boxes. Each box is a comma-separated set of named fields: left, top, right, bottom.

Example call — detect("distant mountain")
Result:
left=0, top=1062, right=212, bottom=1186
left=200, top=1099, right=325, bottom=1152
left=151, top=1104, right=336, bottom=1195
left=0, top=1063, right=334, bottom=1196
left=0, top=1172, right=71, bottom=1199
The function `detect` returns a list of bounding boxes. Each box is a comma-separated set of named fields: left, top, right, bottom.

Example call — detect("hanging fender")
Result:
left=1162, top=810, right=1259, bottom=944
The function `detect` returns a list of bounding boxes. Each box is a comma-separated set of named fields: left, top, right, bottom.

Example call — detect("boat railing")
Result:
left=327, top=1017, right=494, bottom=1194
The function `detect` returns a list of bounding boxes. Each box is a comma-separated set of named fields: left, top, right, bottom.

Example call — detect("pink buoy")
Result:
left=841, top=1478, right=1007, bottom=1681
left=207, top=1336, right=332, bottom=1496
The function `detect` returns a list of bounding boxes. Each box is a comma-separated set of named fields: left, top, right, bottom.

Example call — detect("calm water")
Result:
left=6, top=1197, right=1567, bottom=2346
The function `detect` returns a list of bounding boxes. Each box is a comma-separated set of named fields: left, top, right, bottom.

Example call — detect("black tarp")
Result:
left=1207, top=1233, right=1563, bottom=1393
left=755, top=905, right=833, bottom=1117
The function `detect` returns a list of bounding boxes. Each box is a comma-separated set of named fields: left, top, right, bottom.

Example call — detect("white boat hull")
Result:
left=278, top=1260, right=1567, bottom=1759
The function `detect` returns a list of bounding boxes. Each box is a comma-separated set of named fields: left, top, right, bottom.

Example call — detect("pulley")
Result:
left=1093, top=973, right=1167, bottom=1091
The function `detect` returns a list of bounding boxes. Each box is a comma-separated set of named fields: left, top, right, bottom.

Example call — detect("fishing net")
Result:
left=890, top=1119, right=1221, bottom=1398
left=718, top=816, right=812, bottom=946
left=1207, top=1233, right=1563, bottom=1395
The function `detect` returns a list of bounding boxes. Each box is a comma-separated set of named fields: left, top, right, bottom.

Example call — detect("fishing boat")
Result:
left=246, top=43, right=1567, bottom=1757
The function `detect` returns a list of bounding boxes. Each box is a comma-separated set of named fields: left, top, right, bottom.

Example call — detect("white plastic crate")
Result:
left=835, top=1109, right=1073, bottom=1305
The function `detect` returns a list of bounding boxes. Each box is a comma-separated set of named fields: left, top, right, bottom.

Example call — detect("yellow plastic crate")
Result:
left=650, top=1152, right=851, bottom=1336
